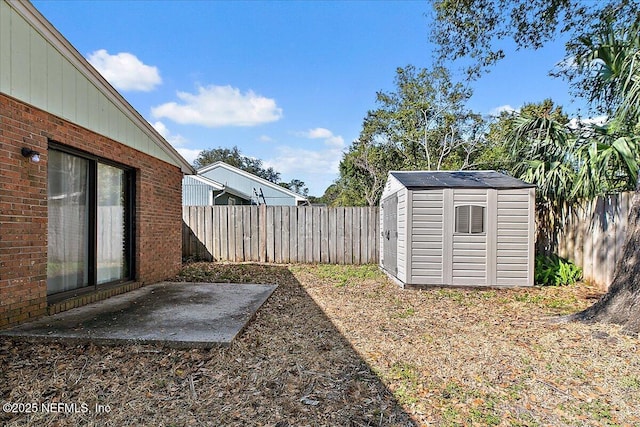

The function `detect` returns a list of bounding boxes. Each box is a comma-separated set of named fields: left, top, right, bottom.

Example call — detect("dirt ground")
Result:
left=1, top=263, right=639, bottom=426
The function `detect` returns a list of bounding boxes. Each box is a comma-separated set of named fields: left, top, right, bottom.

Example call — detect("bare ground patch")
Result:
left=1, top=262, right=639, bottom=426
left=291, top=264, right=640, bottom=426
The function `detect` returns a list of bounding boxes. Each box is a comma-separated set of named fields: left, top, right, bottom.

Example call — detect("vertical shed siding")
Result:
left=396, top=189, right=407, bottom=282
left=0, top=1, right=177, bottom=167
left=452, top=190, right=487, bottom=285
left=409, top=190, right=444, bottom=284
left=496, top=190, right=531, bottom=285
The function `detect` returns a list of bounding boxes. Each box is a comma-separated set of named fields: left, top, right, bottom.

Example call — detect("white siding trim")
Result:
left=396, top=189, right=406, bottom=282
left=528, top=187, right=536, bottom=286
left=486, top=189, right=497, bottom=285
left=404, top=188, right=413, bottom=282
left=443, top=188, right=453, bottom=285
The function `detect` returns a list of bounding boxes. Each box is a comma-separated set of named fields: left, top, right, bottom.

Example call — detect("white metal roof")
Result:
left=197, top=161, right=308, bottom=202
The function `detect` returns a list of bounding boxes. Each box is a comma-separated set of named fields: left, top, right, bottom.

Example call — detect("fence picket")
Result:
left=547, top=192, right=633, bottom=290
left=183, top=205, right=381, bottom=265
left=344, top=208, right=353, bottom=264
left=312, top=207, right=321, bottom=263
left=274, top=207, right=282, bottom=263
left=320, top=208, right=329, bottom=263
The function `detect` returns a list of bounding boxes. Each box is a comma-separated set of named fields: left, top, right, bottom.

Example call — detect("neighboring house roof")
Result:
left=197, top=161, right=308, bottom=203
left=183, top=174, right=252, bottom=201
left=1, top=0, right=194, bottom=175
left=389, top=170, right=536, bottom=190
left=185, top=175, right=225, bottom=191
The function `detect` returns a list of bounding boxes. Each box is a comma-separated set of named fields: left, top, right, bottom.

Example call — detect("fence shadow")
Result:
left=554, top=192, right=632, bottom=289
left=182, top=219, right=213, bottom=261
left=0, top=263, right=415, bottom=426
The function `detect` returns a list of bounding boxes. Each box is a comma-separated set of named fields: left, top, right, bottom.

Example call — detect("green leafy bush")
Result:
left=535, top=254, right=582, bottom=286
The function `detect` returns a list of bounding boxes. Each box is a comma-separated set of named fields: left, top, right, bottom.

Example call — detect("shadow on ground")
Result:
left=0, top=263, right=415, bottom=426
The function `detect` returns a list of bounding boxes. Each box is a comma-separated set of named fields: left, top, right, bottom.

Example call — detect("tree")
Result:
left=279, top=179, right=309, bottom=197
left=472, top=17, right=640, bottom=333
left=502, top=101, right=577, bottom=253
left=430, top=0, right=639, bottom=80
left=568, top=20, right=640, bottom=334
left=333, top=65, right=489, bottom=206
left=370, top=65, right=482, bottom=171
left=193, top=146, right=280, bottom=183
left=336, top=139, right=403, bottom=206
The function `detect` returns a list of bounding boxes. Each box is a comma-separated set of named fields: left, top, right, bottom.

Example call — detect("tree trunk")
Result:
left=571, top=188, right=640, bottom=335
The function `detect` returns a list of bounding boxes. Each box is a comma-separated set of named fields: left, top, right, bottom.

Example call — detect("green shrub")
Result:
left=534, top=254, right=582, bottom=286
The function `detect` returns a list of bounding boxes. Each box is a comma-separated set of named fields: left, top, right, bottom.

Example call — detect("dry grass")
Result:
left=2, top=262, right=640, bottom=426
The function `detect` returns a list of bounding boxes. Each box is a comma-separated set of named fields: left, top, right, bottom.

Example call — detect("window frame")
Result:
left=454, top=204, right=485, bottom=234
left=47, top=141, right=136, bottom=302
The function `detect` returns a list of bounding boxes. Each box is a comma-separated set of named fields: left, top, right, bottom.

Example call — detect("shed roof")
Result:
left=389, top=170, right=535, bottom=189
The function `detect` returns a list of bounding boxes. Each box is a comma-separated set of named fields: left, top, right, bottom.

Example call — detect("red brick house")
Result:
left=0, top=0, right=194, bottom=327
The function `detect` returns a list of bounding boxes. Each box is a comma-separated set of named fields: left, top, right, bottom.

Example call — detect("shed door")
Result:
left=382, top=194, right=398, bottom=275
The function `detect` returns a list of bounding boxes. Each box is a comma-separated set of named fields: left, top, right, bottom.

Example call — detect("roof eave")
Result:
left=12, top=0, right=195, bottom=175
left=198, top=161, right=309, bottom=201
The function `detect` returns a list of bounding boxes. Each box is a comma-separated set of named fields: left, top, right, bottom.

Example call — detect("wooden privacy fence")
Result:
left=183, top=205, right=380, bottom=264
left=555, top=192, right=634, bottom=289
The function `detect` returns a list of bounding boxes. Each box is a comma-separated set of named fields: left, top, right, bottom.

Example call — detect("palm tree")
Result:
left=504, top=101, right=577, bottom=253
left=568, top=19, right=640, bottom=334
left=569, top=19, right=640, bottom=200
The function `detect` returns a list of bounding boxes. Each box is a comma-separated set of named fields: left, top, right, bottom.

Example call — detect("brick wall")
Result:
left=0, top=93, right=184, bottom=328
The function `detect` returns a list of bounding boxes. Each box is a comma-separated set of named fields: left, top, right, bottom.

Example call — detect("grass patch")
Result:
left=302, top=263, right=382, bottom=287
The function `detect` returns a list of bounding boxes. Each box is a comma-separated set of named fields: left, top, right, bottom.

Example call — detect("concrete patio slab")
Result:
left=0, top=282, right=277, bottom=348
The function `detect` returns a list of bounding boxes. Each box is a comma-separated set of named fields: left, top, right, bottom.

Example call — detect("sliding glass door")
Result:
left=97, top=164, right=127, bottom=284
left=47, top=150, right=91, bottom=294
left=47, top=146, right=133, bottom=296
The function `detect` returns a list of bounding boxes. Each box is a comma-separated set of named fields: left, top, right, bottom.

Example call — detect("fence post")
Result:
left=183, top=205, right=382, bottom=265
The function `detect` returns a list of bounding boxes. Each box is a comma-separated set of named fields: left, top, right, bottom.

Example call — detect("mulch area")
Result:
left=1, top=262, right=639, bottom=426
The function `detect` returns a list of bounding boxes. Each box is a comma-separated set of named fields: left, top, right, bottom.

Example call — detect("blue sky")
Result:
left=33, top=1, right=583, bottom=197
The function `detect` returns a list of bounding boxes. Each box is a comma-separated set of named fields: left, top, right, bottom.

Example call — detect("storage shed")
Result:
left=379, top=171, right=535, bottom=288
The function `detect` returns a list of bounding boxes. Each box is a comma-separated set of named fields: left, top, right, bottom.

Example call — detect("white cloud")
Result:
left=152, top=121, right=187, bottom=147
left=488, top=104, right=517, bottom=117
left=264, top=142, right=345, bottom=196
left=151, top=85, right=283, bottom=127
left=568, top=115, right=608, bottom=129
left=303, top=128, right=334, bottom=139
left=264, top=128, right=346, bottom=194
left=87, top=49, right=161, bottom=92
left=259, top=135, right=274, bottom=142
left=265, top=146, right=342, bottom=175
left=555, top=55, right=577, bottom=71
left=152, top=121, right=199, bottom=164
left=297, top=127, right=345, bottom=148
left=176, top=148, right=202, bottom=165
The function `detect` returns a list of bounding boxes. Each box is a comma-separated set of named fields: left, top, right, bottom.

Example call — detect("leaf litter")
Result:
left=1, top=262, right=638, bottom=426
